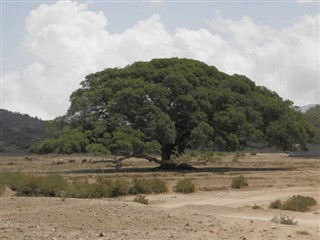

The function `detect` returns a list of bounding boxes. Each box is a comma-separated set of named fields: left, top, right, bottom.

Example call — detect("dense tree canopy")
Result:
left=30, top=58, right=314, bottom=163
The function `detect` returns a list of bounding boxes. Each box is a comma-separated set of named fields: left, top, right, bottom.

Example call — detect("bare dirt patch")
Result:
left=1, top=153, right=319, bottom=239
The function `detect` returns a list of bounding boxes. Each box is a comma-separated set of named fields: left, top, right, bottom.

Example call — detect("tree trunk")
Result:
left=159, top=145, right=174, bottom=169
left=159, top=144, right=195, bottom=170
left=161, top=145, right=173, bottom=161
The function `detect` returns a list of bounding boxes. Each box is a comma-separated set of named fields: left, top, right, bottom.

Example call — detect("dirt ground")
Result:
left=0, top=153, right=319, bottom=240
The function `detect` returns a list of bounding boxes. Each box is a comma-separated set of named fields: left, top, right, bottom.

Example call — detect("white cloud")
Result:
left=296, top=0, right=314, bottom=4
left=2, top=1, right=319, bottom=120
left=208, top=11, right=319, bottom=105
left=150, top=0, right=164, bottom=5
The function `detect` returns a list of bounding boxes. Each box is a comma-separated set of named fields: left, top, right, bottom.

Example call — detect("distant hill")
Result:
left=299, top=104, right=319, bottom=113
left=0, top=109, right=46, bottom=153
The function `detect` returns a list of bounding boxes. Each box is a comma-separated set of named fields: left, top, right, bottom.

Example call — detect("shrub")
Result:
left=95, top=179, right=113, bottom=198
left=130, top=178, right=153, bottom=194
left=0, top=172, right=26, bottom=191
left=38, top=174, right=68, bottom=197
left=108, top=178, right=130, bottom=197
left=175, top=178, right=195, bottom=193
left=67, top=180, right=100, bottom=198
left=231, top=175, right=248, bottom=189
left=1, top=172, right=68, bottom=197
left=269, top=199, right=282, bottom=209
left=134, top=195, right=149, bottom=205
left=16, top=175, right=43, bottom=196
left=150, top=178, right=168, bottom=193
left=280, top=195, right=317, bottom=212
left=271, top=215, right=298, bottom=225
left=269, top=195, right=317, bottom=212
left=252, top=204, right=261, bottom=209
left=65, top=178, right=131, bottom=198
left=0, top=172, right=168, bottom=199
left=130, top=178, right=168, bottom=194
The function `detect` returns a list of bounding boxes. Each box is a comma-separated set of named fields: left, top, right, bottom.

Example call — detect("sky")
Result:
left=1, top=0, right=319, bottom=120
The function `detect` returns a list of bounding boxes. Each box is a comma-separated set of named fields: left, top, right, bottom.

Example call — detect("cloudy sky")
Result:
left=1, top=0, right=319, bottom=120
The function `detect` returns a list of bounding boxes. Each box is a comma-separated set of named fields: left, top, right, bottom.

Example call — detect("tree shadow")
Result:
left=62, top=166, right=294, bottom=175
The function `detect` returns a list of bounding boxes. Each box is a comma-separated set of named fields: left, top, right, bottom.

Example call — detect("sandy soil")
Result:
left=0, top=153, right=319, bottom=240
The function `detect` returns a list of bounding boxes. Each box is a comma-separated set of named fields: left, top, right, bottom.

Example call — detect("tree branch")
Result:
left=89, top=153, right=162, bottom=168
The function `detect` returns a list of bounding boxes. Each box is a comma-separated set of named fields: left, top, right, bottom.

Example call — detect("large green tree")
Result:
left=30, top=58, right=314, bottom=166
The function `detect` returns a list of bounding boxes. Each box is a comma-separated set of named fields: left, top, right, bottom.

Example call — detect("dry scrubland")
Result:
left=0, top=153, right=319, bottom=240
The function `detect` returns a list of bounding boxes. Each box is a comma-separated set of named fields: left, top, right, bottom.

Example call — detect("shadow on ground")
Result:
left=62, top=166, right=294, bottom=175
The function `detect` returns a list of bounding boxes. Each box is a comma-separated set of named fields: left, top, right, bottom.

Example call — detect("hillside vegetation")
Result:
left=303, top=105, right=320, bottom=143
left=0, top=109, right=46, bottom=153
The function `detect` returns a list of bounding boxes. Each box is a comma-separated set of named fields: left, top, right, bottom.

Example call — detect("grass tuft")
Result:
left=175, top=178, right=195, bottom=193
left=231, top=175, right=248, bottom=189
left=134, top=195, right=149, bottom=205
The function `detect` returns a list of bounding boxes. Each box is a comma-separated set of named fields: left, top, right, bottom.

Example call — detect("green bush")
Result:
left=150, top=178, right=168, bottom=193
left=0, top=173, right=68, bottom=197
left=0, top=172, right=167, bottom=199
left=281, top=195, right=317, bottom=212
left=130, top=178, right=153, bottom=194
left=231, top=175, right=248, bottom=189
left=269, top=195, right=317, bottom=212
left=130, top=178, right=168, bottom=194
left=95, top=179, right=113, bottom=198
left=66, top=180, right=100, bottom=198
left=175, top=178, right=195, bottom=193
left=16, top=175, right=43, bottom=196
left=66, top=178, right=130, bottom=198
left=0, top=172, right=26, bottom=191
left=269, top=199, right=282, bottom=209
left=38, top=174, right=68, bottom=197
left=134, top=195, right=149, bottom=205
left=108, top=178, right=130, bottom=197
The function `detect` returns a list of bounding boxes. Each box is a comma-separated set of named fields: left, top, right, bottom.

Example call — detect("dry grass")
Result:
left=0, top=153, right=319, bottom=193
